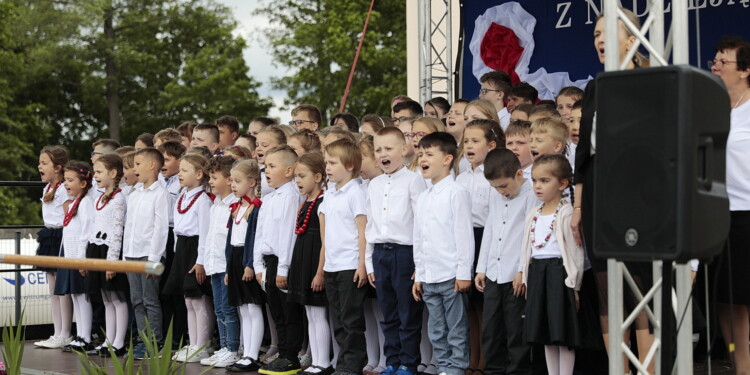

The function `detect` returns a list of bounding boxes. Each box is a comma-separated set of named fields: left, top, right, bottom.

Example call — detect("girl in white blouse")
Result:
left=55, top=161, right=96, bottom=352
left=164, top=153, right=213, bottom=363
left=34, top=146, right=74, bottom=350
left=86, top=153, right=129, bottom=357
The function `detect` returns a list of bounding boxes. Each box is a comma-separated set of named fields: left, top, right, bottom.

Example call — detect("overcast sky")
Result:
left=216, top=0, right=288, bottom=122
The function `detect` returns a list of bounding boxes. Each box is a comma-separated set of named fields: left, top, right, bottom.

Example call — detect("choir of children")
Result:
left=34, top=82, right=593, bottom=375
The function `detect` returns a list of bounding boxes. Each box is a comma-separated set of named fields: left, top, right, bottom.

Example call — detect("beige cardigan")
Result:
left=520, top=202, right=585, bottom=291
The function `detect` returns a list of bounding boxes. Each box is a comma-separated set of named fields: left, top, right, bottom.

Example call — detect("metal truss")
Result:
left=417, top=0, right=453, bottom=104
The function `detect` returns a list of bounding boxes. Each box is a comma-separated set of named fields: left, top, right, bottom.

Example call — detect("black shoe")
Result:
left=227, top=357, right=262, bottom=372
left=62, top=336, right=83, bottom=352
left=259, top=357, right=302, bottom=375
left=99, top=345, right=127, bottom=358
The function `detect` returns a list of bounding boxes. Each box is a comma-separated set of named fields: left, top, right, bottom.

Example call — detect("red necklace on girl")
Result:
left=63, top=197, right=81, bottom=227
left=231, top=195, right=262, bottom=225
left=295, top=190, right=323, bottom=235
left=530, top=199, right=565, bottom=249
left=45, top=181, right=61, bottom=195
left=177, top=190, right=204, bottom=214
left=95, top=189, right=121, bottom=211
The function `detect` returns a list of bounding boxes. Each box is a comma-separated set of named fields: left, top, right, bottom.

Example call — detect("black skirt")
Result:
left=163, top=235, right=212, bottom=298
left=715, top=211, right=750, bottom=304
left=36, top=227, right=63, bottom=272
left=287, top=228, right=328, bottom=306
left=84, top=242, right=129, bottom=302
left=227, top=246, right=265, bottom=306
left=468, top=226, right=484, bottom=310
left=54, top=246, right=85, bottom=295
left=524, top=258, right=581, bottom=347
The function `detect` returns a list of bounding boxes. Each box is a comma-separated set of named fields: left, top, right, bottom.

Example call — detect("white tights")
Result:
left=102, top=291, right=129, bottom=349
left=48, top=273, right=72, bottom=338
left=186, top=296, right=213, bottom=347
left=70, top=293, right=92, bottom=343
left=305, top=306, right=331, bottom=371
left=239, top=303, right=264, bottom=359
left=544, top=345, right=575, bottom=375
left=364, top=299, right=386, bottom=369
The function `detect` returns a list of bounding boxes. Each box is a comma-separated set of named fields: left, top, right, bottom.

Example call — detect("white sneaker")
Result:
left=35, top=336, right=55, bottom=347
left=299, top=353, right=312, bottom=369
left=172, top=345, right=191, bottom=361
left=41, top=335, right=72, bottom=349
left=200, top=347, right=228, bottom=366
left=185, top=346, right=209, bottom=363
left=213, top=350, right=241, bottom=368
left=261, top=351, right=279, bottom=365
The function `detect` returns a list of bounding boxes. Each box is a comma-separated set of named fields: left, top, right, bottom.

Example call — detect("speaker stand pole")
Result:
left=674, top=262, right=694, bottom=374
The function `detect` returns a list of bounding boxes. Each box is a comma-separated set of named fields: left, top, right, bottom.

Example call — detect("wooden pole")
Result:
left=0, top=254, right=163, bottom=275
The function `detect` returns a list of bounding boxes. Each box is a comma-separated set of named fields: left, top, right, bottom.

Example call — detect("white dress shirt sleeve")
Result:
left=475, top=199, right=494, bottom=275
left=195, top=195, right=212, bottom=265
left=364, top=184, right=375, bottom=274
left=107, top=194, right=126, bottom=261
left=277, top=193, right=300, bottom=277
left=452, top=188, right=474, bottom=281
left=413, top=194, right=425, bottom=283
left=253, top=204, right=266, bottom=273
left=149, top=190, right=170, bottom=263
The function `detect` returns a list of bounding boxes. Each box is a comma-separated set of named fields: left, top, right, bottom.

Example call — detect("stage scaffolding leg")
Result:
left=674, top=263, right=693, bottom=374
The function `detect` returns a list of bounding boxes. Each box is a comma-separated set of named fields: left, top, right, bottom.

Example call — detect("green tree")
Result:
left=257, top=0, right=406, bottom=120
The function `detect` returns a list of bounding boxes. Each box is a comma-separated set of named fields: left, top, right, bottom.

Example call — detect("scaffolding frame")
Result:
left=603, top=1, right=694, bottom=374
left=417, top=0, right=453, bottom=104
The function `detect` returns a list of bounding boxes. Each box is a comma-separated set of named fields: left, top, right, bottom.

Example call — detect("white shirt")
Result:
left=204, top=194, right=239, bottom=275
left=566, top=142, right=577, bottom=173
left=728, top=99, right=750, bottom=210
left=522, top=165, right=532, bottom=181
left=41, top=183, right=70, bottom=228
left=476, top=180, right=539, bottom=283
left=413, top=175, right=474, bottom=283
left=458, top=155, right=471, bottom=175
left=531, top=212, right=562, bottom=259
left=88, top=191, right=126, bottom=261
left=319, top=179, right=367, bottom=272
left=259, top=169, right=274, bottom=198
left=162, top=175, right=181, bottom=227
left=231, top=205, right=251, bottom=246
left=365, top=167, right=426, bottom=273
left=123, top=181, right=170, bottom=262
left=119, top=183, right=135, bottom=200
left=253, top=181, right=302, bottom=277
left=456, top=165, right=492, bottom=227
left=62, top=195, right=95, bottom=259
left=498, top=107, right=511, bottom=130
left=173, top=187, right=212, bottom=265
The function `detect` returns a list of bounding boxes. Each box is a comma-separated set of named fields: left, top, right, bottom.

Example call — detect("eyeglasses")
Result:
left=90, top=151, right=103, bottom=157
left=709, top=59, right=738, bottom=68
left=479, top=88, right=502, bottom=95
left=391, top=117, right=408, bottom=123
left=405, top=131, right=428, bottom=139
left=289, top=120, right=316, bottom=127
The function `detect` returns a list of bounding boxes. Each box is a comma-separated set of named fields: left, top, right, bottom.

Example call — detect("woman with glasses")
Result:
left=711, top=35, right=750, bottom=375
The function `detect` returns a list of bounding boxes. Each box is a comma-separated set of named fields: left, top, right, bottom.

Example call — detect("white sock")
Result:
left=194, top=296, right=212, bottom=347
left=240, top=303, right=264, bottom=360
left=306, top=305, right=331, bottom=368
left=559, top=346, right=575, bottom=375
left=420, top=309, right=433, bottom=371
left=102, top=290, right=128, bottom=348
left=373, top=301, right=386, bottom=368
left=364, top=299, right=380, bottom=369
left=266, top=304, right=278, bottom=351
left=72, top=293, right=92, bottom=342
left=186, top=298, right=197, bottom=346
left=48, top=273, right=62, bottom=337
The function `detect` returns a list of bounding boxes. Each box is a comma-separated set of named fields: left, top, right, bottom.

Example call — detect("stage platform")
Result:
left=1, top=341, right=736, bottom=375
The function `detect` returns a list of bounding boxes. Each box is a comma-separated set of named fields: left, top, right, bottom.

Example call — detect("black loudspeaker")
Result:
left=593, top=65, right=730, bottom=262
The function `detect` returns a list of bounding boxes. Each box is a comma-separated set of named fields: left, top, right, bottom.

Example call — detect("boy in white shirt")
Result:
left=411, top=132, right=474, bottom=375
left=320, top=139, right=369, bottom=375
left=123, top=148, right=171, bottom=359
left=365, top=127, right=426, bottom=375
left=474, top=149, right=539, bottom=374
left=253, top=145, right=305, bottom=375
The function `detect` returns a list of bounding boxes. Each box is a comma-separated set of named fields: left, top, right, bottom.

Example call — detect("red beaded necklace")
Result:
left=295, top=190, right=323, bottom=235
left=45, top=181, right=61, bottom=195
left=177, top=190, right=204, bottom=214
left=230, top=195, right=262, bottom=225
left=63, top=197, right=81, bottom=227
left=95, top=189, right=121, bottom=211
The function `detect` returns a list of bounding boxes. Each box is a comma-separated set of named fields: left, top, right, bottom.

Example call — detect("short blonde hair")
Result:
left=412, top=117, right=445, bottom=133
left=154, top=128, right=182, bottom=144
left=530, top=118, right=569, bottom=146
left=324, top=138, right=362, bottom=178
left=465, top=99, right=501, bottom=123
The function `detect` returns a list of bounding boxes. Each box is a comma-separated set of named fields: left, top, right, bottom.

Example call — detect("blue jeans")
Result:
left=373, top=243, right=423, bottom=371
left=211, top=272, right=239, bottom=351
left=126, top=256, right=163, bottom=342
left=422, top=279, right=469, bottom=375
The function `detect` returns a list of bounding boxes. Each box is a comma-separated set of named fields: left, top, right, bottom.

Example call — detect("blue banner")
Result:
left=460, top=0, right=750, bottom=100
